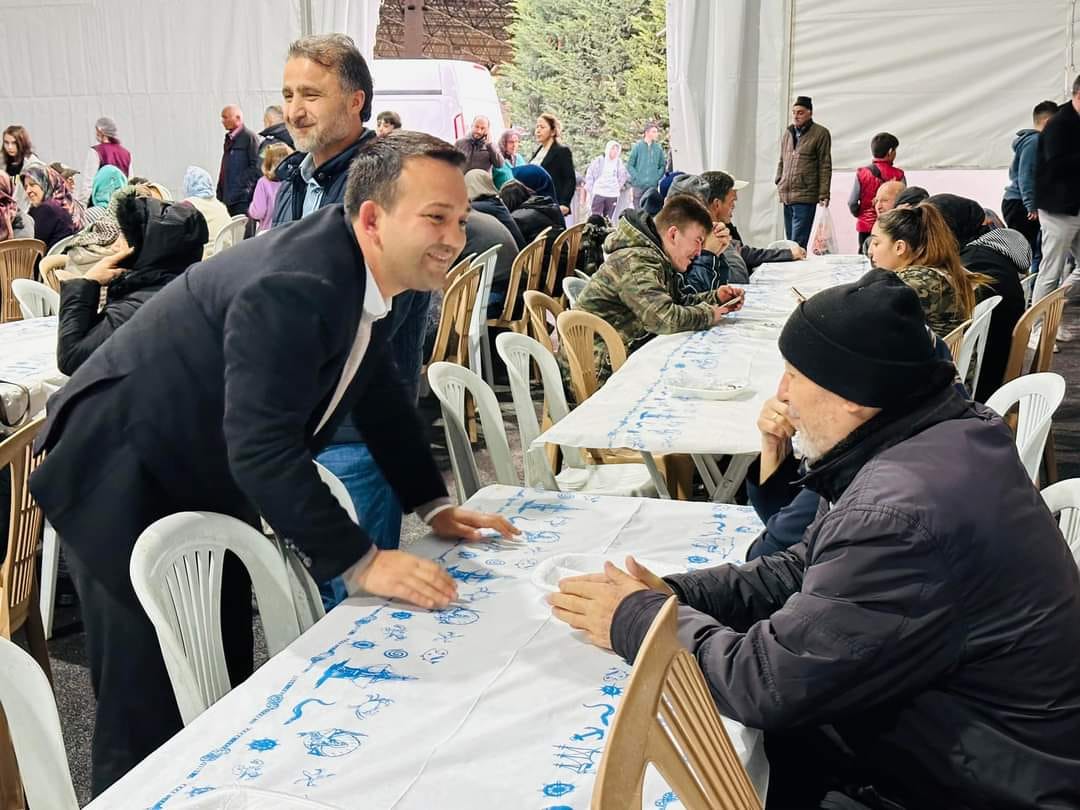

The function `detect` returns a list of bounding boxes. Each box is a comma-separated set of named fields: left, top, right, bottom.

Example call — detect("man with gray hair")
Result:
left=258, top=103, right=294, bottom=159
left=77, top=115, right=132, bottom=204
left=454, top=114, right=503, bottom=172
left=216, top=104, right=260, bottom=215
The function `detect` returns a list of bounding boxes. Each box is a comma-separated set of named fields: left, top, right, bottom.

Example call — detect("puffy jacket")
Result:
left=510, top=195, right=565, bottom=246
left=1034, top=102, right=1080, bottom=216
left=1003, top=129, right=1039, bottom=213
left=775, top=121, right=832, bottom=205
left=57, top=197, right=207, bottom=374
left=613, top=385, right=1080, bottom=808
left=272, top=130, right=376, bottom=226
left=848, top=159, right=906, bottom=233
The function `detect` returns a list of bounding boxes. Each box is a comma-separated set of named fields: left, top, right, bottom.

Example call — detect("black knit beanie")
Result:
left=778, top=269, right=955, bottom=407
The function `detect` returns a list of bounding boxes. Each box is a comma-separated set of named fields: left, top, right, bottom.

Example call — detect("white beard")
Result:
left=792, top=430, right=823, bottom=463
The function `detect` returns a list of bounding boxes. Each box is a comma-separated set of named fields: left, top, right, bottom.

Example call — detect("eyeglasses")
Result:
left=0, top=381, right=30, bottom=428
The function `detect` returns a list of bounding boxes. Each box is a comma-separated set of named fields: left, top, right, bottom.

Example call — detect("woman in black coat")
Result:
left=57, top=195, right=208, bottom=374
left=464, top=169, right=526, bottom=248
left=529, top=113, right=576, bottom=213
left=499, top=180, right=565, bottom=247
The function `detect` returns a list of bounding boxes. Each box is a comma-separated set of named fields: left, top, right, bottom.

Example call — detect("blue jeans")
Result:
left=783, top=203, right=816, bottom=249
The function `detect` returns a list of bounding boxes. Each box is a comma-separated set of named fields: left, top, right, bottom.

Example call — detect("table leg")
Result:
left=710, top=453, right=757, bottom=504
left=640, top=452, right=671, bottom=499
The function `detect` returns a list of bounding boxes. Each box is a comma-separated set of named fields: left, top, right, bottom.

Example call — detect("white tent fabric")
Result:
left=668, top=0, right=1080, bottom=245
left=0, top=0, right=381, bottom=200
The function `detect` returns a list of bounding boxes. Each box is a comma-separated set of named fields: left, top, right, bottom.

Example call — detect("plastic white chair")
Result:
left=211, top=214, right=248, bottom=255
left=955, top=295, right=1001, bottom=392
left=130, top=511, right=302, bottom=724
left=11, top=278, right=59, bottom=318
left=468, top=243, right=501, bottom=386
left=1041, top=479, right=1080, bottom=568
left=1020, top=273, right=1037, bottom=308
left=985, top=372, right=1066, bottom=483
left=0, top=636, right=79, bottom=809
left=563, top=276, right=587, bottom=309
left=766, top=239, right=800, bottom=250
left=39, top=521, right=59, bottom=640
left=45, top=234, right=76, bottom=257
left=495, top=333, right=657, bottom=497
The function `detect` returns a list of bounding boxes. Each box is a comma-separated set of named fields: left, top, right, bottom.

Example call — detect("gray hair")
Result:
left=95, top=116, right=118, bottom=140
left=287, top=34, right=374, bottom=122
left=344, top=130, right=466, bottom=217
left=264, top=105, right=284, bottom=123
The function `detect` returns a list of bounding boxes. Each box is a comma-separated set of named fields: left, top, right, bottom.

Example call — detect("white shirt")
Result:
left=531, top=144, right=551, bottom=166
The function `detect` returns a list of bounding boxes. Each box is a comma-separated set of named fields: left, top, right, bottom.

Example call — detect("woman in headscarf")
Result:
left=528, top=113, right=575, bottom=214
left=500, top=169, right=565, bottom=248
left=584, top=140, right=630, bottom=220
left=56, top=195, right=207, bottom=374
left=20, top=165, right=77, bottom=250
left=81, top=165, right=128, bottom=228
left=929, top=193, right=1027, bottom=401
left=0, top=174, right=34, bottom=241
left=180, top=166, right=231, bottom=256
left=491, top=129, right=526, bottom=189
left=464, top=169, right=525, bottom=248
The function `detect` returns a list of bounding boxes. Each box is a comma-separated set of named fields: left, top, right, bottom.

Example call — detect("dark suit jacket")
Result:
left=531, top=142, right=576, bottom=209
left=31, top=204, right=447, bottom=589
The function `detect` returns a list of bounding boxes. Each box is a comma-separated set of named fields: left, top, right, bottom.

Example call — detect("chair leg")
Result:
left=25, top=583, right=53, bottom=688
left=480, top=325, right=495, bottom=387
left=0, top=710, right=24, bottom=810
left=39, top=522, right=59, bottom=640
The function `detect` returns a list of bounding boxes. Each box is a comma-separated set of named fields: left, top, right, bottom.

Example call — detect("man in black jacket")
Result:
left=215, top=105, right=260, bottom=216
left=550, top=270, right=1080, bottom=808
left=1032, top=73, right=1080, bottom=308
left=31, top=132, right=516, bottom=795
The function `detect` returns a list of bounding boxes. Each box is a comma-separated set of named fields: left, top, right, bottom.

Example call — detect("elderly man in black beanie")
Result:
left=549, top=269, right=1080, bottom=809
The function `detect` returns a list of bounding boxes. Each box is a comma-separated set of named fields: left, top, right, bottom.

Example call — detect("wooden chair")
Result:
left=556, top=309, right=627, bottom=404
left=0, top=239, right=46, bottom=323
left=0, top=418, right=53, bottom=809
left=543, top=221, right=586, bottom=298
left=1002, top=287, right=1066, bottom=483
left=591, top=596, right=761, bottom=810
left=487, top=229, right=551, bottom=334
left=426, top=262, right=481, bottom=370
left=943, top=320, right=971, bottom=360
left=37, top=256, right=67, bottom=294
left=522, top=290, right=563, bottom=355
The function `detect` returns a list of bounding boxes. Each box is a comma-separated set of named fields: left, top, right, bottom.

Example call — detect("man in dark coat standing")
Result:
left=31, top=132, right=516, bottom=796
left=550, top=270, right=1080, bottom=809
left=216, top=104, right=260, bottom=216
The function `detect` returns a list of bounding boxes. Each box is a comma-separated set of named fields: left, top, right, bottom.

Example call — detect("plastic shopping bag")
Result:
left=810, top=204, right=839, bottom=256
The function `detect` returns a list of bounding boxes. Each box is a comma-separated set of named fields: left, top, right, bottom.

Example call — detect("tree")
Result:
left=498, top=0, right=668, bottom=170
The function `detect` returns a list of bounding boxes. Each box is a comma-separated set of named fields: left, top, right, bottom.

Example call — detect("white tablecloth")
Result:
left=536, top=257, right=869, bottom=455
left=89, top=486, right=769, bottom=810
left=0, top=316, right=64, bottom=431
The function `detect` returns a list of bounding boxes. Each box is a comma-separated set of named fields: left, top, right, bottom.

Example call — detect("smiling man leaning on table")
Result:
left=551, top=269, right=1080, bottom=809
left=29, top=131, right=516, bottom=796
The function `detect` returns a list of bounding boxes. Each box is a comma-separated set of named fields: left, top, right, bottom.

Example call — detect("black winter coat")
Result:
left=471, top=196, right=525, bottom=248
left=529, top=142, right=576, bottom=209
left=612, top=386, right=1080, bottom=809
left=960, top=239, right=1026, bottom=401
left=216, top=126, right=261, bottom=208
left=510, top=195, right=565, bottom=246
left=272, top=129, right=376, bottom=226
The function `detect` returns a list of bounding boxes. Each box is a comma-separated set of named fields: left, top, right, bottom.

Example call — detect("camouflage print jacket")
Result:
left=575, top=210, right=717, bottom=383
left=896, top=265, right=967, bottom=339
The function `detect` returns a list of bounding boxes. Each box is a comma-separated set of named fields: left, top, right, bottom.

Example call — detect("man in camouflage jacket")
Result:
left=575, top=194, right=745, bottom=383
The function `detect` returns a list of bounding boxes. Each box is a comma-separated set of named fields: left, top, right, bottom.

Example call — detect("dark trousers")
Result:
left=591, top=195, right=618, bottom=218
left=1002, top=197, right=1041, bottom=272
left=784, top=202, right=817, bottom=249
left=62, top=459, right=254, bottom=796
left=857, top=230, right=871, bottom=254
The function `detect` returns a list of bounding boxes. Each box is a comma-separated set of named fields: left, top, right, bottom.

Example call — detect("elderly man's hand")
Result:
left=757, top=396, right=795, bottom=482
left=548, top=560, right=651, bottom=650
left=429, top=507, right=519, bottom=543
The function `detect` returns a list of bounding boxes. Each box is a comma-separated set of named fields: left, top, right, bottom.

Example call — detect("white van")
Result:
left=370, top=59, right=505, bottom=143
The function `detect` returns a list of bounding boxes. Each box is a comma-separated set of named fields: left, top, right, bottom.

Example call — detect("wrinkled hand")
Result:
left=705, top=221, right=731, bottom=254
left=625, top=556, right=675, bottom=596
left=548, top=560, right=649, bottom=650
left=429, top=507, right=519, bottom=543
left=84, top=245, right=134, bottom=285
left=789, top=245, right=807, bottom=260
left=353, top=549, right=458, bottom=609
left=757, top=396, right=794, bottom=482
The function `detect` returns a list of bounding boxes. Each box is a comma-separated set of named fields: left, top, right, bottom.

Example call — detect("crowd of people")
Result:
left=3, top=26, right=1079, bottom=810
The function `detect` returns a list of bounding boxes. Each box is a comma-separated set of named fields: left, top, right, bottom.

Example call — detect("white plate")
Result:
left=531, top=553, right=683, bottom=593
left=669, top=382, right=750, bottom=401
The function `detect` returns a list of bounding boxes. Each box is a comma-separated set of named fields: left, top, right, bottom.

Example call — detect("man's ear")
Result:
left=354, top=199, right=381, bottom=242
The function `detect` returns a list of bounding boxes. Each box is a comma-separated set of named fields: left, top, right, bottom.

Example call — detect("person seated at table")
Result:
left=574, top=194, right=745, bottom=383
left=893, top=184, right=929, bottom=208
left=930, top=193, right=1027, bottom=400
left=550, top=268, right=1080, bottom=809
left=465, top=168, right=525, bottom=248
left=20, top=165, right=77, bottom=250
left=56, top=195, right=208, bottom=374
left=180, top=165, right=231, bottom=256
left=860, top=179, right=908, bottom=255
left=500, top=166, right=566, bottom=245
left=867, top=202, right=988, bottom=338
left=30, top=131, right=517, bottom=795
left=0, top=174, right=34, bottom=240
left=454, top=207, right=519, bottom=320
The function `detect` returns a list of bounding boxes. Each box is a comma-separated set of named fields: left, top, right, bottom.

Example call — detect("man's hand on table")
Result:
left=757, top=395, right=795, bottom=483
left=710, top=285, right=745, bottom=325
left=789, top=245, right=807, bottom=260
left=549, top=556, right=670, bottom=650
left=429, top=506, right=519, bottom=542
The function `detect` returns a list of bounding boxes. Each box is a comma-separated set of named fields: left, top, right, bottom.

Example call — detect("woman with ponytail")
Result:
left=868, top=202, right=988, bottom=337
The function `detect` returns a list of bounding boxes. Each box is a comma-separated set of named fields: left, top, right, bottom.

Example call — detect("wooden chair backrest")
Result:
left=522, top=290, right=563, bottom=354
left=0, top=239, right=46, bottom=322
left=490, top=229, right=551, bottom=329
left=0, top=418, right=45, bottom=638
left=556, top=309, right=627, bottom=403
left=427, top=264, right=481, bottom=367
left=591, top=596, right=762, bottom=810
left=37, top=256, right=67, bottom=294
left=943, top=320, right=970, bottom=360
left=544, top=221, right=586, bottom=297
left=1004, top=287, right=1065, bottom=383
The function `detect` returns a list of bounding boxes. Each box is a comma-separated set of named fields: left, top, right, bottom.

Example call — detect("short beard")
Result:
left=792, top=430, right=824, bottom=464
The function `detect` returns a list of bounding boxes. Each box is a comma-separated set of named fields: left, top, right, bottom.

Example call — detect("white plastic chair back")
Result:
left=1040, top=479, right=1080, bottom=568
left=956, top=295, right=1001, bottom=391
left=11, top=278, right=59, bottom=318
left=0, top=636, right=79, bottom=809
left=985, top=372, right=1066, bottom=483
left=45, top=234, right=76, bottom=257
left=766, top=239, right=800, bottom=250
left=468, top=244, right=500, bottom=385
left=427, top=361, right=518, bottom=502
left=212, top=215, right=248, bottom=255
left=563, top=276, right=587, bottom=309
left=1020, top=273, right=1036, bottom=307
left=130, top=511, right=302, bottom=725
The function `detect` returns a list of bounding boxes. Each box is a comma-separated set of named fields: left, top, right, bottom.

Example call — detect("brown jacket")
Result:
left=775, top=120, right=832, bottom=204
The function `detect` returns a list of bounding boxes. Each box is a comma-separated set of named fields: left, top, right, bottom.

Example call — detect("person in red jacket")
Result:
left=848, top=132, right=906, bottom=252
